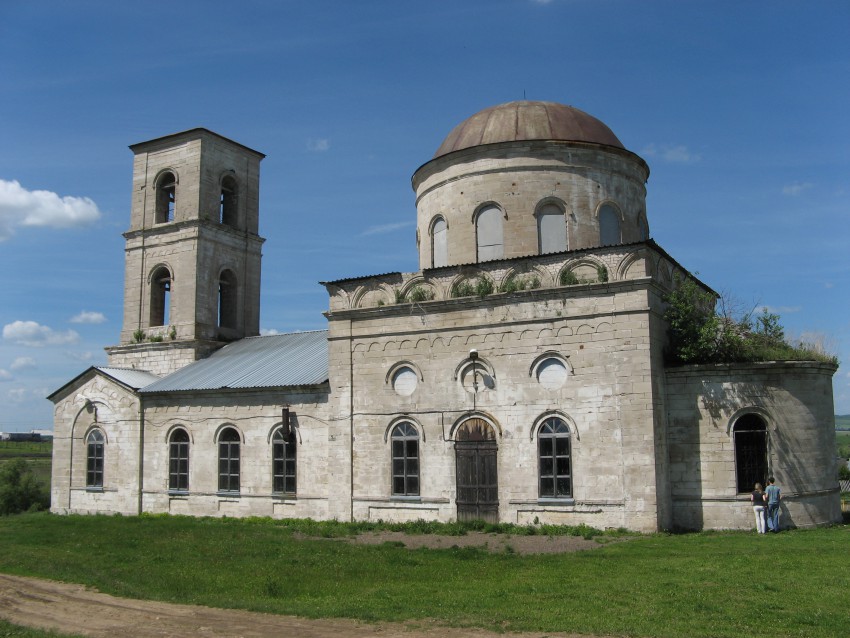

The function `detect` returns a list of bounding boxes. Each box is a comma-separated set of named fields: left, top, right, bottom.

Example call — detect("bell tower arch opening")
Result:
left=108, top=129, right=266, bottom=376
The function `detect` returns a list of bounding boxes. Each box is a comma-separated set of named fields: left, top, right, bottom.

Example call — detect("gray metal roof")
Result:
left=140, top=330, right=329, bottom=393
left=96, top=367, right=161, bottom=390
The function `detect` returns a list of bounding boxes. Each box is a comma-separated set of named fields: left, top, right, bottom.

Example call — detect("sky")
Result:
left=0, top=0, right=848, bottom=431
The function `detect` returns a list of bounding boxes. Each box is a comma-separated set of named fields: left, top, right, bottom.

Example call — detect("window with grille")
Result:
left=538, top=417, right=571, bottom=498
left=391, top=422, right=420, bottom=496
left=86, top=429, right=104, bottom=488
left=272, top=428, right=297, bottom=495
left=218, top=428, right=241, bottom=493
left=168, top=429, right=190, bottom=492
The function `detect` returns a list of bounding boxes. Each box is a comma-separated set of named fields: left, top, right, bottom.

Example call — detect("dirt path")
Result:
left=0, top=534, right=622, bottom=637
left=0, top=573, right=613, bottom=638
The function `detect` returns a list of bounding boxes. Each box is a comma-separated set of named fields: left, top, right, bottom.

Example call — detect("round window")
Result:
left=537, top=358, right=568, bottom=390
left=392, top=367, right=418, bottom=396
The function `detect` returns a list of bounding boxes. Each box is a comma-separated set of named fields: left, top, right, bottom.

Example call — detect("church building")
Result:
left=48, top=101, right=840, bottom=532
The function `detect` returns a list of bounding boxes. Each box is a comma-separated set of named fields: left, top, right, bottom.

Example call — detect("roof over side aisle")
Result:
left=140, top=331, right=329, bottom=393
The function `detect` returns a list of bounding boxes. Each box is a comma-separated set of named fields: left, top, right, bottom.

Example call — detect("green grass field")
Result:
left=0, top=619, right=82, bottom=638
left=0, top=441, right=52, bottom=487
left=836, top=431, right=850, bottom=461
left=0, top=514, right=847, bottom=638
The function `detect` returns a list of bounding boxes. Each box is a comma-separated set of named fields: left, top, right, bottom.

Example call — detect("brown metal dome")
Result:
left=433, top=101, right=624, bottom=158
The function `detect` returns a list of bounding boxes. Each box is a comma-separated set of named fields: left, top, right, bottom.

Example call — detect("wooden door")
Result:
left=455, top=419, right=498, bottom=523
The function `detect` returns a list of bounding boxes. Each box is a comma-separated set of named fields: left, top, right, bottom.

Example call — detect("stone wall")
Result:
left=327, top=270, right=668, bottom=531
left=139, top=387, right=331, bottom=519
left=665, top=362, right=840, bottom=530
left=50, top=372, right=143, bottom=516
left=412, top=142, right=649, bottom=269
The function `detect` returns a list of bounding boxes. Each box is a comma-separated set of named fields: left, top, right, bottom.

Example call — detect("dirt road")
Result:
left=0, top=573, right=609, bottom=638
left=0, top=534, right=619, bottom=637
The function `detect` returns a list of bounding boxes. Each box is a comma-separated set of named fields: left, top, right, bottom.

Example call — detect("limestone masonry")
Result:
left=49, top=102, right=839, bottom=531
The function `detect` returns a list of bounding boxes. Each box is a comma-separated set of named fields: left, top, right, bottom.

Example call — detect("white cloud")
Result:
left=260, top=328, right=280, bottom=336
left=782, top=181, right=813, bottom=196
left=70, top=310, right=107, bottom=324
left=0, top=179, right=102, bottom=241
left=360, top=221, right=414, bottom=236
left=7, top=388, right=26, bottom=402
left=10, top=357, right=36, bottom=371
left=0, top=369, right=12, bottom=381
left=65, top=351, right=95, bottom=362
left=307, top=138, right=330, bottom=152
left=2, top=320, right=79, bottom=347
left=641, top=143, right=701, bottom=164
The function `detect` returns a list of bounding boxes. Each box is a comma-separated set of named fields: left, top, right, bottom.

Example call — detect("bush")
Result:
left=452, top=277, right=493, bottom=299
left=407, top=286, right=434, bottom=303
left=452, top=281, right=475, bottom=298
left=663, top=276, right=838, bottom=365
left=474, top=277, right=494, bottom=298
left=597, top=265, right=609, bottom=283
left=560, top=270, right=579, bottom=286
left=838, top=464, right=850, bottom=481
left=499, top=274, right=541, bottom=294
left=0, top=459, right=50, bottom=516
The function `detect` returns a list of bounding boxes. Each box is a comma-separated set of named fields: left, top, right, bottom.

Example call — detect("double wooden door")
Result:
left=455, top=419, right=498, bottom=523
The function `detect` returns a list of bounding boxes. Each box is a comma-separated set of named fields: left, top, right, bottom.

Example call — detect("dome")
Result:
left=433, top=101, right=624, bottom=158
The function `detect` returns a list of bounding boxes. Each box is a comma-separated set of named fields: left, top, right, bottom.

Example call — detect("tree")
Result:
left=663, top=276, right=837, bottom=365
left=0, top=459, right=50, bottom=515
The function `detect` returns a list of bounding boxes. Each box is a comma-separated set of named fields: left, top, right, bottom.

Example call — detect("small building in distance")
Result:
left=48, top=102, right=840, bottom=531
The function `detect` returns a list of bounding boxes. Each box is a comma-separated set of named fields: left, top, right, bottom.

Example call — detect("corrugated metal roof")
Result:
left=140, top=330, right=329, bottom=393
left=96, top=367, right=161, bottom=390
left=320, top=271, right=402, bottom=286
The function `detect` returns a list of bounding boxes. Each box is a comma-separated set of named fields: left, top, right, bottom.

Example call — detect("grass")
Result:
left=0, top=620, right=84, bottom=638
left=0, top=442, right=52, bottom=489
left=0, top=514, right=848, bottom=638
left=836, top=431, right=850, bottom=461
left=0, top=442, right=52, bottom=458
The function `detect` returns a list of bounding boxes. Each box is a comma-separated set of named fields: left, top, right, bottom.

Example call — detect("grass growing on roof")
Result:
left=0, top=513, right=847, bottom=638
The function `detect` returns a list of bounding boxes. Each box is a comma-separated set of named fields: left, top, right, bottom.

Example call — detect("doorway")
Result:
left=455, top=418, right=498, bottom=523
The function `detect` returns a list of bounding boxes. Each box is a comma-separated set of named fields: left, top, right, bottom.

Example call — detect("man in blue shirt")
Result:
left=765, top=477, right=781, bottom=532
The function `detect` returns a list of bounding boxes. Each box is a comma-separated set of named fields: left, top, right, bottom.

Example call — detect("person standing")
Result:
left=751, top=482, right=767, bottom=534
left=765, top=477, right=781, bottom=532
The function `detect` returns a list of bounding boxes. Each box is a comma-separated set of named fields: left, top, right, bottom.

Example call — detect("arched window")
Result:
left=218, top=427, right=241, bottom=493
left=733, top=414, right=768, bottom=494
left=150, top=266, right=172, bottom=327
left=168, top=429, right=190, bottom=492
left=218, top=269, right=237, bottom=330
left=86, top=429, right=105, bottom=488
left=598, top=204, right=621, bottom=246
left=220, top=175, right=238, bottom=228
left=431, top=217, right=447, bottom=268
left=272, top=427, right=297, bottom=495
left=155, top=171, right=176, bottom=223
left=391, top=422, right=420, bottom=496
left=476, top=205, right=503, bottom=262
left=538, top=417, right=571, bottom=498
left=537, top=203, right=567, bottom=254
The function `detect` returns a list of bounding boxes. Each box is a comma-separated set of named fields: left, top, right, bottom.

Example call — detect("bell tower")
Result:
left=106, top=129, right=265, bottom=376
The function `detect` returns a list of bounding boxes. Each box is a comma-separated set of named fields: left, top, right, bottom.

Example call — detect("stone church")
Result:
left=48, top=101, right=839, bottom=532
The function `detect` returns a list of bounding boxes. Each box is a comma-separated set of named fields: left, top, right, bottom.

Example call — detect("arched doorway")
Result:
left=455, top=418, right=498, bottom=522
left=732, top=414, right=768, bottom=493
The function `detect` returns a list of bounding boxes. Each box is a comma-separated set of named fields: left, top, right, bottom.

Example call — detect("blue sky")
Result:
left=1, top=0, right=848, bottom=430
